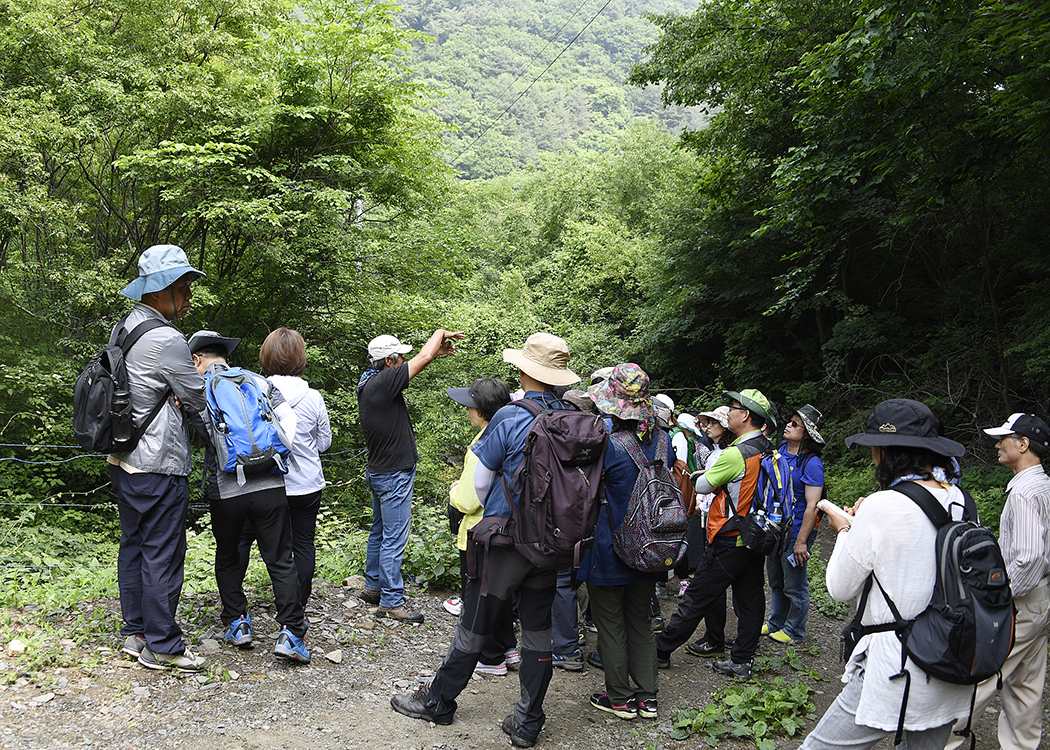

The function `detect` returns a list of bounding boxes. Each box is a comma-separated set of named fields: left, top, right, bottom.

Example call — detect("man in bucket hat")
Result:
left=356, top=328, right=465, bottom=623
left=109, top=244, right=208, bottom=672
left=656, top=388, right=775, bottom=679
left=945, top=413, right=1050, bottom=750
left=391, top=332, right=580, bottom=747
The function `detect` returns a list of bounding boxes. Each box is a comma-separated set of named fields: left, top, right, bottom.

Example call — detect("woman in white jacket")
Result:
left=800, top=399, right=972, bottom=749
left=243, top=327, right=332, bottom=607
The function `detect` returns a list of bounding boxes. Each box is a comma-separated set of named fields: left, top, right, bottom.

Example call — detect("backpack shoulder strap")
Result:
left=115, top=316, right=170, bottom=353
left=610, top=430, right=663, bottom=470
left=893, top=481, right=951, bottom=528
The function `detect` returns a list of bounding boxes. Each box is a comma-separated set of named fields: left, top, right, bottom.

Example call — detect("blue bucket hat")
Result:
left=120, top=245, right=206, bottom=301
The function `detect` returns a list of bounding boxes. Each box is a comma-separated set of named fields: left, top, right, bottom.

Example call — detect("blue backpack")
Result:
left=204, top=367, right=293, bottom=485
left=737, top=446, right=794, bottom=557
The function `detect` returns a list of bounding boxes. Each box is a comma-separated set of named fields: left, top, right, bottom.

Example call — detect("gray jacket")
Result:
left=108, top=304, right=206, bottom=476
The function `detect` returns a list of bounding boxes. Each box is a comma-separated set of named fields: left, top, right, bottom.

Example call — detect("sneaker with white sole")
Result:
left=274, top=628, right=310, bottom=663
left=223, top=614, right=253, bottom=648
left=121, top=634, right=146, bottom=658
left=138, top=647, right=207, bottom=673
left=590, top=691, right=637, bottom=720
left=474, top=661, right=508, bottom=676
left=442, top=597, right=463, bottom=616
left=504, top=648, right=521, bottom=668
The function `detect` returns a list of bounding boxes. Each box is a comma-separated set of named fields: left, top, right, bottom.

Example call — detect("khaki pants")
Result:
left=945, top=582, right=1050, bottom=750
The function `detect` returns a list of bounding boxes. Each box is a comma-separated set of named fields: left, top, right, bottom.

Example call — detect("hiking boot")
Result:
left=586, top=651, right=603, bottom=670
left=391, top=682, right=452, bottom=725
left=685, top=639, right=724, bottom=658
left=358, top=588, right=381, bottom=605
left=769, top=629, right=795, bottom=645
left=651, top=616, right=664, bottom=633
left=504, top=648, right=521, bottom=669
left=442, top=597, right=463, bottom=616
left=121, top=634, right=146, bottom=659
left=501, top=714, right=536, bottom=748
left=274, top=628, right=310, bottom=663
left=552, top=649, right=584, bottom=671
left=712, top=658, right=752, bottom=679
left=138, top=647, right=207, bottom=673
left=223, top=614, right=253, bottom=649
left=633, top=697, right=658, bottom=719
left=590, top=691, right=637, bottom=720
left=474, top=661, right=508, bottom=676
left=656, top=652, right=671, bottom=670
left=376, top=605, right=424, bottom=624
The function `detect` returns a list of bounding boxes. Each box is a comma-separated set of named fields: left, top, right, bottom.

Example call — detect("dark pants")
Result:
left=551, top=567, right=579, bottom=655
left=590, top=581, right=658, bottom=704
left=459, top=550, right=517, bottom=666
left=238, top=490, right=321, bottom=606
left=425, top=545, right=556, bottom=741
left=657, top=541, right=765, bottom=664
left=112, top=466, right=189, bottom=655
left=211, top=487, right=306, bottom=638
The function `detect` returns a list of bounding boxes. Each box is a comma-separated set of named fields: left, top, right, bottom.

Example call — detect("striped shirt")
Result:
left=1001, top=464, right=1050, bottom=598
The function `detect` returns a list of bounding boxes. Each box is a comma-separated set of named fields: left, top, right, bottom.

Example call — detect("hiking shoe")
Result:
left=656, top=652, right=671, bottom=670
left=586, top=651, right=603, bottom=670
left=504, top=648, right=521, bottom=668
left=761, top=623, right=770, bottom=636
left=685, top=639, right=724, bottom=658
left=273, top=628, right=310, bottom=663
left=442, top=597, right=463, bottom=616
left=651, top=616, right=664, bottom=633
left=577, top=630, right=586, bottom=646
left=391, top=682, right=452, bottom=725
left=223, top=614, right=253, bottom=649
left=474, top=661, right=508, bottom=676
left=376, top=605, right=424, bottom=624
left=552, top=649, right=584, bottom=671
left=121, top=634, right=146, bottom=658
left=633, top=697, right=658, bottom=719
left=712, top=658, right=752, bottom=679
left=359, top=588, right=381, bottom=605
left=590, top=691, right=637, bottom=720
left=678, top=579, right=690, bottom=597
left=769, top=629, right=795, bottom=645
left=138, top=647, right=206, bottom=673
left=501, top=714, right=536, bottom=747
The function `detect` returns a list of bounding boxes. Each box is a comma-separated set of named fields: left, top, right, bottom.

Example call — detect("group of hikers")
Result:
left=100, top=244, right=1049, bottom=750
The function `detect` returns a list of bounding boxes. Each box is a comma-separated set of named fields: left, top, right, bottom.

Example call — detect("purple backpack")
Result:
left=609, top=430, right=688, bottom=572
left=501, top=398, right=609, bottom=570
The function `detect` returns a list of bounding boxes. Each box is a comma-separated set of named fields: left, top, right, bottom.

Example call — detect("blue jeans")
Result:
left=766, top=531, right=816, bottom=640
left=365, top=468, right=415, bottom=608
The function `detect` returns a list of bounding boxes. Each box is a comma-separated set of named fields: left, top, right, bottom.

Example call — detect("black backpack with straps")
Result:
left=840, top=481, right=1015, bottom=748
left=73, top=314, right=172, bottom=453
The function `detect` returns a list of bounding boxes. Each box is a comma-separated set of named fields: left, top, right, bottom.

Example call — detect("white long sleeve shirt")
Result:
left=827, top=483, right=972, bottom=731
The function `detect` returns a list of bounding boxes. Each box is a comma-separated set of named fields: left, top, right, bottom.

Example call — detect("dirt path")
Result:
left=0, top=578, right=1035, bottom=750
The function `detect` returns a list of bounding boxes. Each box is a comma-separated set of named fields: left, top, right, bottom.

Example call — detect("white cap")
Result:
left=368, top=334, right=412, bottom=360
left=653, top=393, right=675, bottom=413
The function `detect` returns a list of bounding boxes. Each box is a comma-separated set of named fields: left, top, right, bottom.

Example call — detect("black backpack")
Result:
left=841, top=481, right=1015, bottom=747
left=72, top=315, right=172, bottom=453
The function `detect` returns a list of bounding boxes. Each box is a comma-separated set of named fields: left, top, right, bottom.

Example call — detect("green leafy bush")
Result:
left=671, top=677, right=816, bottom=749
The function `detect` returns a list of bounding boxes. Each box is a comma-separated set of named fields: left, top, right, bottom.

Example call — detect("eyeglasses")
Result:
left=726, top=405, right=748, bottom=413
left=787, top=420, right=803, bottom=429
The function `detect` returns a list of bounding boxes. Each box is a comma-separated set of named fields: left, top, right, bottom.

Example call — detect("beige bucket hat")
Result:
left=503, top=333, right=580, bottom=387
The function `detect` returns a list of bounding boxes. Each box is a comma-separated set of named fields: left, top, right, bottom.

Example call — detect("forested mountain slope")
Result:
left=396, top=0, right=705, bottom=177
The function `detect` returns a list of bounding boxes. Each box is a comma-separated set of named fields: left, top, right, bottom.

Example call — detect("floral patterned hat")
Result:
left=587, top=363, right=653, bottom=421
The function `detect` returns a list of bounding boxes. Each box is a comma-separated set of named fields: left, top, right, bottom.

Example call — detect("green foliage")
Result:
left=399, top=0, right=708, bottom=178
left=753, top=644, right=823, bottom=681
left=806, top=540, right=849, bottom=620
left=670, top=677, right=816, bottom=748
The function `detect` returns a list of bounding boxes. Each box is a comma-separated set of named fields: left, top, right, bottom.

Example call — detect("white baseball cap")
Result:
left=368, top=334, right=412, bottom=360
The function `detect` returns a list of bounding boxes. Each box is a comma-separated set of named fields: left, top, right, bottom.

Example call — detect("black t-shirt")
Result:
left=358, top=363, right=418, bottom=473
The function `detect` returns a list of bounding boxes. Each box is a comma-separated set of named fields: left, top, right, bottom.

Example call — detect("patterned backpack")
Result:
left=610, top=429, right=689, bottom=572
